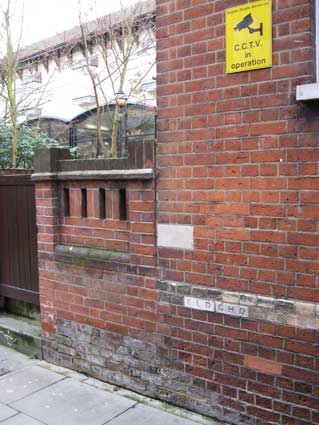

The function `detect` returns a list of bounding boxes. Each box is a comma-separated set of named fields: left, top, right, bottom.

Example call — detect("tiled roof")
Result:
left=19, top=0, right=155, bottom=62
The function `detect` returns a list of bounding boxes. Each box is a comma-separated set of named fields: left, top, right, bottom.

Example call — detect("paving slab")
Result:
left=0, top=315, right=42, bottom=360
left=0, top=403, right=17, bottom=422
left=110, top=403, right=201, bottom=425
left=0, top=366, right=64, bottom=404
left=84, top=378, right=223, bottom=425
left=0, top=345, right=226, bottom=425
left=11, top=377, right=136, bottom=425
left=0, top=345, right=36, bottom=374
left=0, top=413, right=45, bottom=425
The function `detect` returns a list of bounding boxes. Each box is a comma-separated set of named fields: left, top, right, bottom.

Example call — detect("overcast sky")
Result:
left=20, top=0, right=138, bottom=45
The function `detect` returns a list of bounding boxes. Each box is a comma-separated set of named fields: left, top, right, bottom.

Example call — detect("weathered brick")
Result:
left=245, top=356, right=282, bottom=375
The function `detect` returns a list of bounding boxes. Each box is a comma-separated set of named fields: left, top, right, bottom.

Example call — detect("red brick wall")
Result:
left=34, top=1, right=319, bottom=424
left=36, top=179, right=156, bottom=265
left=155, top=0, right=319, bottom=423
left=156, top=0, right=319, bottom=303
left=59, top=183, right=129, bottom=252
left=36, top=176, right=158, bottom=333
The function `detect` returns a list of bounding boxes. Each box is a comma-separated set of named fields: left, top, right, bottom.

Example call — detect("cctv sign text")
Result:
left=225, top=0, right=272, bottom=74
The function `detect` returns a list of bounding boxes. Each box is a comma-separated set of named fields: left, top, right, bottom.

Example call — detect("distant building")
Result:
left=2, top=0, right=156, bottom=156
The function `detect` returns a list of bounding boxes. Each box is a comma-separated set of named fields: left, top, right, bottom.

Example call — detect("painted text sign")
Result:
left=184, top=297, right=249, bottom=318
left=226, top=0, right=272, bottom=74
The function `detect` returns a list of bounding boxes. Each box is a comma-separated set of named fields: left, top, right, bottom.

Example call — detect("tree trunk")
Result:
left=11, top=110, right=18, bottom=168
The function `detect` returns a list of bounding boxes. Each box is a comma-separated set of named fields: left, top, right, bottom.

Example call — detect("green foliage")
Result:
left=0, top=121, right=14, bottom=169
left=0, top=120, right=62, bottom=169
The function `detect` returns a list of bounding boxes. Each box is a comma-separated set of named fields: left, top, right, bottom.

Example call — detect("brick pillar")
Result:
left=33, top=148, right=70, bottom=336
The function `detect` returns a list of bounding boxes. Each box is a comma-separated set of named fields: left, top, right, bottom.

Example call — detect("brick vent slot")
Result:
left=119, top=189, right=127, bottom=221
left=81, top=188, right=87, bottom=218
left=99, top=188, right=106, bottom=219
left=63, top=188, right=70, bottom=217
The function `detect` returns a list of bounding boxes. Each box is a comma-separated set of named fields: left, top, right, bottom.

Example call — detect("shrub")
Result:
left=0, top=121, right=61, bottom=169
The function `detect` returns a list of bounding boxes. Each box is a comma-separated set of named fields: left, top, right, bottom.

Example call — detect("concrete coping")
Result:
left=55, top=244, right=130, bottom=263
left=31, top=168, right=154, bottom=181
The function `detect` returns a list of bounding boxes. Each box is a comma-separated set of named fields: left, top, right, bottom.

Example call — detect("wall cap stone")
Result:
left=32, top=168, right=154, bottom=181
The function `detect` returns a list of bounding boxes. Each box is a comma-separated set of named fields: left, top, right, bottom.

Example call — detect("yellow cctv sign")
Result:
left=226, top=0, right=272, bottom=74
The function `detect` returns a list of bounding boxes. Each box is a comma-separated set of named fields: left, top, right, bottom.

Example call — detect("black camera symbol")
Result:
left=234, top=13, right=263, bottom=36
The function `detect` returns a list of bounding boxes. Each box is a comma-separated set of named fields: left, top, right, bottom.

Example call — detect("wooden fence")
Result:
left=0, top=173, right=39, bottom=305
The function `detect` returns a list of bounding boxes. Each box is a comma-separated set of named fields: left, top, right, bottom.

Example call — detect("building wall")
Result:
left=155, top=0, right=319, bottom=423
left=0, top=28, right=156, bottom=124
left=156, top=0, right=318, bottom=303
left=35, top=1, right=319, bottom=425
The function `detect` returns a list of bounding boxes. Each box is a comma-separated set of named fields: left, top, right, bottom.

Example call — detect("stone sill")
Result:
left=32, top=168, right=154, bottom=182
left=55, top=244, right=130, bottom=264
left=296, top=83, right=319, bottom=101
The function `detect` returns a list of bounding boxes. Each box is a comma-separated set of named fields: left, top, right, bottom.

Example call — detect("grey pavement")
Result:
left=0, top=345, right=223, bottom=425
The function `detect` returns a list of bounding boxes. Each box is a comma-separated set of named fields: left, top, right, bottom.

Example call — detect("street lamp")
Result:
left=115, top=90, right=128, bottom=158
left=115, top=90, right=128, bottom=107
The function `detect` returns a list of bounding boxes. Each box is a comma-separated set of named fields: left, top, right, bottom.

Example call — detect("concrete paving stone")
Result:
left=37, top=362, right=88, bottom=382
left=0, top=403, right=17, bottom=422
left=84, top=378, right=223, bottom=425
left=0, top=316, right=41, bottom=339
left=0, top=368, right=9, bottom=377
left=0, top=315, right=42, bottom=359
left=11, top=377, right=136, bottom=425
left=0, top=413, right=45, bottom=425
left=0, top=345, right=36, bottom=374
left=109, top=404, right=201, bottom=425
left=0, top=366, right=64, bottom=404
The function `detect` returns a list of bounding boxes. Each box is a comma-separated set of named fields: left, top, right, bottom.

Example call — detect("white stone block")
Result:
left=222, top=291, right=239, bottom=304
left=295, top=302, right=315, bottom=316
left=184, top=297, right=249, bottom=318
left=157, top=224, right=194, bottom=249
left=184, top=297, right=215, bottom=312
left=215, top=302, right=248, bottom=318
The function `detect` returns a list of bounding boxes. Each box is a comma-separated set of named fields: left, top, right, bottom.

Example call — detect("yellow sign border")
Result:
left=226, top=0, right=272, bottom=74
